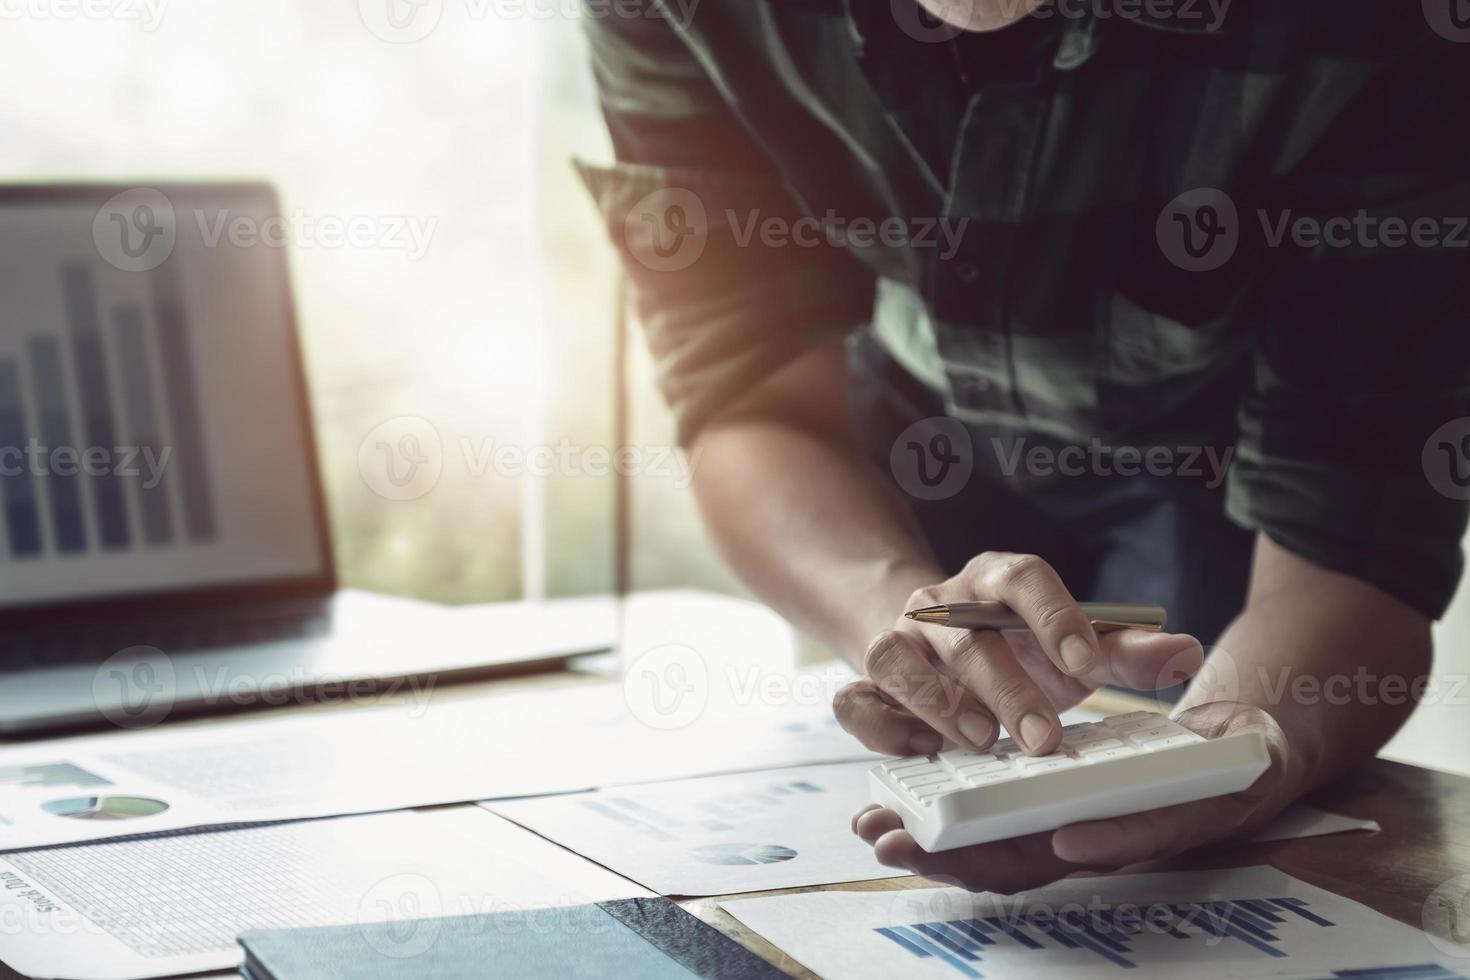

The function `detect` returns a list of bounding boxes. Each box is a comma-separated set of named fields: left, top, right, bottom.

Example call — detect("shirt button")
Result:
left=955, top=262, right=980, bottom=283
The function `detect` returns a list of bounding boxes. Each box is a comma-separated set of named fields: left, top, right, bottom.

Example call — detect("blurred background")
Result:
left=1, top=0, right=1463, bottom=774
left=0, top=0, right=737, bottom=607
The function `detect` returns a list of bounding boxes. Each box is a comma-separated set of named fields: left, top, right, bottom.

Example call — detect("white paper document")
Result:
left=487, top=761, right=902, bottom=896
left=0, top=672, right=875, bottom=852
left=0, top=806, right=648, bottom=980
left=1253, top=805, right=1380, bottom=843
left=486, top=746, right=1377, bottom=898
left=721, top=865, right=1470, bottom=980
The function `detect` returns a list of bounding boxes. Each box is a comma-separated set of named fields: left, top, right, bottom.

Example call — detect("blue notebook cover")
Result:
left=237, top=897, right=788, bottom=980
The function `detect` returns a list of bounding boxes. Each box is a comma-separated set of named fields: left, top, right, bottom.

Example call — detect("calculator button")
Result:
left=1075, top=746, right=1135, bottom=764
left=884, top=758, right=938, bottom=774
left=913, top=783, right=959, bottom=800
left=989, top=738, right=1020, bottom=757
left=1137, top=733, right=1202, bottom=752
left=939, top=749, right=1001, bottom=767
left=953, top=760, right=1009, bottom=776
left=1122, top=724, right=1179, bottom=742
left=1133, top=725, right=1199, bottom=743
left=1062, top=732, right=1118, bottom=749
left=898, top=771, right=953, bottom=788
left=1073, top=738, right=1126, bottom=754
left=1015, top=755, right=1080, bottom=773
left=1102, top=711, right=1157, bottom=728
left=964, top=768, right=1023, bottom=786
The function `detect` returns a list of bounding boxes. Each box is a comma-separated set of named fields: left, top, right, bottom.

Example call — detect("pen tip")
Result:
left=903, top=610, right=917, bottom=620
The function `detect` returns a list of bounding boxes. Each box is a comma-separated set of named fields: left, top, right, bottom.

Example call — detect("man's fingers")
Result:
left=853, top=805, right=904, bottom=843
left=833, top=678, right=943, bottom=755
left=1083, top=628, right=1205, bottom=691
left=969, top=552, right=1100, bottom=676
left=858, top=631, right=999, bottom=751
left=1050, top=793, right=1255, bottom=866
left=875, top=827, right=1082, bottom=894
left=925, top=626, right=1061, bottom=755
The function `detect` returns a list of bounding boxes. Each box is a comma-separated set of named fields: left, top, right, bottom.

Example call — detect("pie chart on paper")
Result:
left=692, top=843, right=798, bottom=866
left=41, top=795, right=170, bottom=821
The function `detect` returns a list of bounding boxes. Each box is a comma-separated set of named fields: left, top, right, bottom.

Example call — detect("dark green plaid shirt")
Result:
left=577, top=0, right=1470, bottom=617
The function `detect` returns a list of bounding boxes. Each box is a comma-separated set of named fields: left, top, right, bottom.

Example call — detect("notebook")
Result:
left=237, top=897, right=786, bottom=980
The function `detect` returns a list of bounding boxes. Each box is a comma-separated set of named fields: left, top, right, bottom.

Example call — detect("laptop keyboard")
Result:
left=0, top=610, right=328, bottom=670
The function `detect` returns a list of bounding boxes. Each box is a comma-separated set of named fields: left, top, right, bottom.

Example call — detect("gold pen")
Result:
left=904, top=601, right=1167, bottom=633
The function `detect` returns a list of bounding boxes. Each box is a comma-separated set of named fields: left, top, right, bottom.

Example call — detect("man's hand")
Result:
left=832, top=551, right=1206, bottom=757
left=851, top=702, right=1293, bottom=893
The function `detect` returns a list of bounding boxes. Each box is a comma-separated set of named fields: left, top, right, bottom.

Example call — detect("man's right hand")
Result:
left=832, top=551, right=1206, bottom=757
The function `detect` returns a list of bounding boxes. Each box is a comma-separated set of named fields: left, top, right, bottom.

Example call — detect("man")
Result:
left=577, top=0, right=1470, bottom=891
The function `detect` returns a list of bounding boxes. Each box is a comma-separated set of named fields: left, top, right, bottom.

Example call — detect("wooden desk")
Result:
left=9, top=669, right=1470, bottom=978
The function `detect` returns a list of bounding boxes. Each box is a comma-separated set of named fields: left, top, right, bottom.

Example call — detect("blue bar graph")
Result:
left=26, top=337, right=87, bottom=552
left=875, top=894, right=1381, bottom=976
left=0, top=359, right=41, bottom=557
left=60, top=261, right=131, bottom=549
left=148, top=257, right=215, bottom=541
left=112, top=302, right=174, bottom=545
left=880, top=895, right=1470, bottom=978
left=5, top=257, right=218, bottom=561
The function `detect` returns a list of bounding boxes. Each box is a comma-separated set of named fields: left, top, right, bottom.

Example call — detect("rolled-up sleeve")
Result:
left=1225, top=33, right=1470, bottom=618
left=578, top=2, right=875, bottom=444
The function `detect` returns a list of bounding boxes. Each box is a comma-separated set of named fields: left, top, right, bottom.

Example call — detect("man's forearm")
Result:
left=1182, top=535, right=1432, bottom=799
left=690, top=416, right=940, bottom=665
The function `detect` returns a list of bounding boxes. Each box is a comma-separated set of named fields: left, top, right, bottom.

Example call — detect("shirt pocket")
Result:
left=1095, top=290, right=1253, bottom=435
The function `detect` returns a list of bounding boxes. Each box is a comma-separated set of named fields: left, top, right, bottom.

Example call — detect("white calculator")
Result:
left=868, top=711, right=1270, bottom=852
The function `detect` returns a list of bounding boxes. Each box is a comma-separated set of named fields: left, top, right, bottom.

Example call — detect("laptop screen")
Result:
left=0, top=184, right=331, bottom=614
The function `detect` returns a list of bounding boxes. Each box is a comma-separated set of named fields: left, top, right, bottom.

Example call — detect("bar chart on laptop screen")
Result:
left=0, top=259, right=216, bottom=560
left=0, top=196, right=324, bottom=605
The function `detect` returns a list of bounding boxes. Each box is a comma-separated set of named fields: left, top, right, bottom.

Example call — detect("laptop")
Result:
left=0, top=182, right=612, bottom=734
